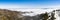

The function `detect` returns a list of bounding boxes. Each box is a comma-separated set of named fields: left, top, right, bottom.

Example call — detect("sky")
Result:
left=0, top=0, right=60, bottom=9
left=0, top=0, right=60, bottom=20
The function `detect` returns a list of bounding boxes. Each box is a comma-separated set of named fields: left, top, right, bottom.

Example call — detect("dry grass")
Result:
left=0, top=9, right=21, bottom=20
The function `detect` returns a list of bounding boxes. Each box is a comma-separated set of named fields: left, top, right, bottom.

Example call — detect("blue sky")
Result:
left=0, top=0, right=60, bottom=8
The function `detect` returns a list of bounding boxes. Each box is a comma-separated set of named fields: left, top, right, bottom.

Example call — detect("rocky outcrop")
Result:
left=0, top=9, right=21, bottom=20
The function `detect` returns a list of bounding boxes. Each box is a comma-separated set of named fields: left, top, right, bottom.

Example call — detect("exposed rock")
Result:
left=0, top=9, right=21, bottom=20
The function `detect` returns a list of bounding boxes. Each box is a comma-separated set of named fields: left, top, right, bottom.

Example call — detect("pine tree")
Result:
left=49, top=12, right=56, bottom=20
left=42, top=12, right=49, bottom=20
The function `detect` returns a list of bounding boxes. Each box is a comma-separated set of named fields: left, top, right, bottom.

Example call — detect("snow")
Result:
left=1, top=8, right=60, bottom=20
left=3, top=8, right=56, bottom=16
